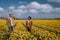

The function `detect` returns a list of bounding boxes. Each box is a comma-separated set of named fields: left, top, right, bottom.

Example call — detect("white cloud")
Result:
left=18, top=5, right=26, bottom=9
left=0, top=7, right=4, bottom=16
left=39, top=4, right=53, bottom=12
left=0, top=7, right=9, bottom=17
left=8, top=6, right=15, bottom=10
left=27, top=2, right=53, bottom=13
left=29, top=9, right=38, bottom=14
left=54, top=8, right=60, bottom=12
left=0, top=7, right=5, bottom=12
left=26, top=2, right=41, bottom=10
left=13, top=8, right=27, bottom=17
left=13, top=9, right=27, bottom=14
left=47, top=0, right=60, bottom=3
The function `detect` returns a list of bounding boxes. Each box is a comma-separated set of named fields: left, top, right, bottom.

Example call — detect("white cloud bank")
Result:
left=0, top=2, right=60, bottom=18
left=13, top=2, right=53, bottom=14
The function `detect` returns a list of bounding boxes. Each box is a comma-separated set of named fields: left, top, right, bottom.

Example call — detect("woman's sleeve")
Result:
left=30, top=21, right=33, bottom=29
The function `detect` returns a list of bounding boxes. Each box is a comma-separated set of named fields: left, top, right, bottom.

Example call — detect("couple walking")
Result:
left=7, top=14, right=33, bottom=32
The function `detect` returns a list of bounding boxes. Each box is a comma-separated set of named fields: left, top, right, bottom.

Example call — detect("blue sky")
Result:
left=0, top=0, right=60, bottom=18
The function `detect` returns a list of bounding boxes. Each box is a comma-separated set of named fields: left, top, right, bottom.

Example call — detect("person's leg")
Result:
left=11, top=26, right=14, bottom=31
left=7, top=27, right=11, bottom=38
left=8, top=27, right=10, bottom=32
left=28, top=27, right=31, bottom=32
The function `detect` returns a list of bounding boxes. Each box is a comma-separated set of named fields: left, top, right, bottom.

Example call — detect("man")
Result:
left=7, top=14, right=15, bottom=32
left=26, top=16, right=33, bottom=32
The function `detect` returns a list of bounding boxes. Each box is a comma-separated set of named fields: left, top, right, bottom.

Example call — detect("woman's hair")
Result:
left=28, top=16, right=31, bottom=19
left=9, top=14, right=13, bottom=16
left=9, top=14, right=15, bottom=19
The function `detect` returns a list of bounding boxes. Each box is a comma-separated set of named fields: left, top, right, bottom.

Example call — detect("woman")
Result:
left=26, top=16, right=33, bottom=32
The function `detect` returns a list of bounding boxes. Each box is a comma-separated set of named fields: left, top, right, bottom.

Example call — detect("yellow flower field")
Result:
left=0, top=20, right=60, bottom=40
